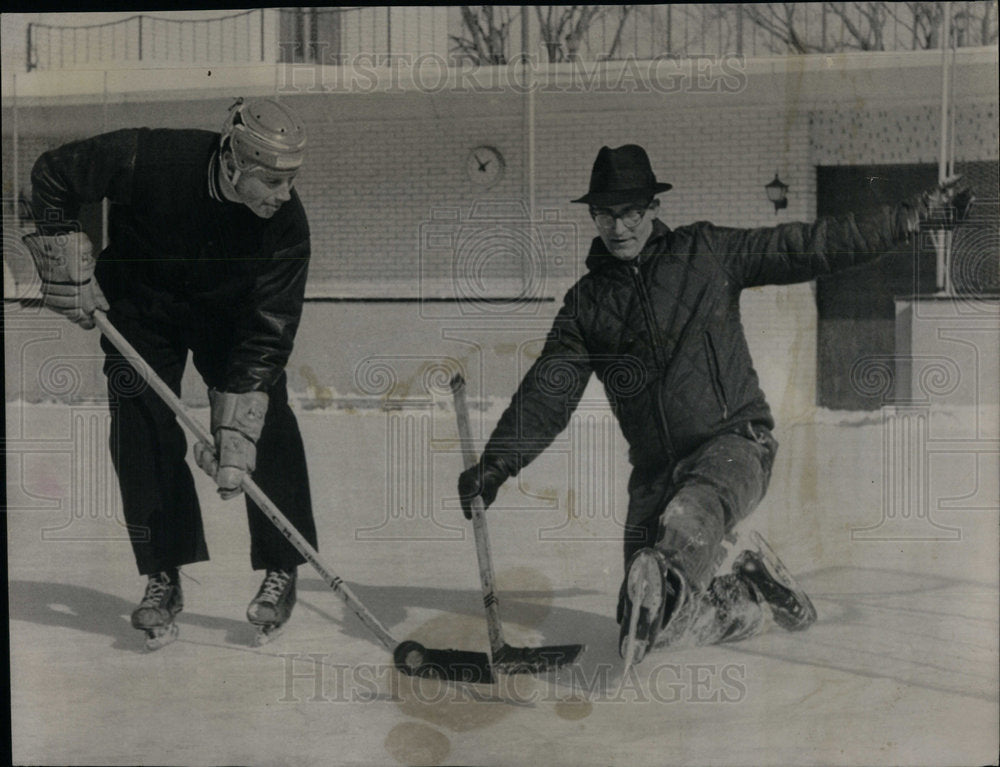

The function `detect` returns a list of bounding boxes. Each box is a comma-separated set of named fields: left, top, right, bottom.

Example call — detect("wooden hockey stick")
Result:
left=95, top=311, right=492, bottom=682
left=450, top=374, right=585, bottom=675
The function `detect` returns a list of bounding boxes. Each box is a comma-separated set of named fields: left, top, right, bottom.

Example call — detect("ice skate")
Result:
left=617, top=549, right=685, bottom=665
left=247, top=568, right=297, bottom=646
left=734, top=531, right=817, bottom=631
left=131, top=570, right=183, bottom=651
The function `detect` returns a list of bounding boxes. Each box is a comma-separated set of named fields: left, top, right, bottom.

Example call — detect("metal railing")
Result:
left=26, top=9, right=266, bottom=70
left=24, top=4, right=999, bottom=72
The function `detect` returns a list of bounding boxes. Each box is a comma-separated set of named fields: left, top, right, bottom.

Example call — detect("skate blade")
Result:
left=620, top=578, right=646, bottom=666
left=143, top=622, right=179, bottom=651
left=618, top=550, right=666, bottom=664
left=251, top=623, right=285, bottom=647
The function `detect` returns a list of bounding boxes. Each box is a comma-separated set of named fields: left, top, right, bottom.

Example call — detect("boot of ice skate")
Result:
left=618, top=500, right=734, bottom=659
left=667, top=572, right=767, bottom=647
left=732, top=531, right=817, bottom=631
left=247, top=568, right=297, bottom=646
left=131, top=569, right=183, bottom=651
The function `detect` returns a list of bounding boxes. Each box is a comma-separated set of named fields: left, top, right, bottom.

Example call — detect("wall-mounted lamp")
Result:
left=765, top=173, right=789, bottom=213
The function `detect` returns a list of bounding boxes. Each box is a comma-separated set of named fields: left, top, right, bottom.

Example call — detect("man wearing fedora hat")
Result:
left=458, top=144, right=973, bottom=661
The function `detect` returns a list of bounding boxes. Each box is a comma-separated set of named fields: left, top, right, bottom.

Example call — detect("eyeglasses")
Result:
left=589, top=202, right=653, bottom=230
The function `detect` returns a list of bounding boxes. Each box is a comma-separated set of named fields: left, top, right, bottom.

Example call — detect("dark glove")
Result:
left=194, top=389, right=269, bottom=500
left=913, top=174, right=974, bottom=231
left=458, top=458, right=508, bottom=520
left=23, top=232, right=108, bottom=329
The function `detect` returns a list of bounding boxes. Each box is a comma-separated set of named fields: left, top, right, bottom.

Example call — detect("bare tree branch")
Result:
left=450, top=5, right=512, bottom=65
left=741, top=3, right=812, bottom=53
left=606, top=5, right=635, bottom=59
left=451, top=3, right=996, bottom=63
left=535, top=5, right=624, bottom=62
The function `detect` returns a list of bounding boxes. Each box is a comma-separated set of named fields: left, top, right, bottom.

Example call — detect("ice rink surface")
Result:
left=7, top=399, right=999, bottom=766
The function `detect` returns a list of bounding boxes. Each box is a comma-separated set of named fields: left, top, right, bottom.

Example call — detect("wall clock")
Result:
left=466, top=145, right=505, bottom=189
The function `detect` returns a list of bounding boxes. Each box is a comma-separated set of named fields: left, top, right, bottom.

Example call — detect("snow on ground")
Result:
left=7, top=399, right=999, bottom=766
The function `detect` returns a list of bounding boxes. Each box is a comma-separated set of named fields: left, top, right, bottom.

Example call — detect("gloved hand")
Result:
left=194, top=389, right=269, bottom=500
left=457, top=458, right=508, bottom=520
left=914, top=174, right=974, bottom=231
left=23, top=231, right=108, bottom=329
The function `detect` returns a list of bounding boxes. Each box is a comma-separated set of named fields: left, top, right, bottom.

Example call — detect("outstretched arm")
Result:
left=714, top=176, right=972, bottom=288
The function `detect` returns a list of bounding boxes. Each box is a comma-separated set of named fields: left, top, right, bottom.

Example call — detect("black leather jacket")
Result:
left=483, top=206, right=918, bottom=473
left=31, top=128, right=310, bottom=393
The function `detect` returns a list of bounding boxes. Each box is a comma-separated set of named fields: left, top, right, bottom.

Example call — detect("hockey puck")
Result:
left=393, top=640, right=427, bottom=676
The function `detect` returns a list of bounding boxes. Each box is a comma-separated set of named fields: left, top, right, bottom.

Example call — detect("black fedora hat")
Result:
left=571, top=144, right=672, bottom=206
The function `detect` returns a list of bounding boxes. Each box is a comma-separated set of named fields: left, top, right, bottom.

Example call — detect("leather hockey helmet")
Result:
left=221, top=97, right=306, bottom=177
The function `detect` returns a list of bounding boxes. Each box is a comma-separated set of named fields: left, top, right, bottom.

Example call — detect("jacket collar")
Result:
left=585, top=218, right=673, bottom=272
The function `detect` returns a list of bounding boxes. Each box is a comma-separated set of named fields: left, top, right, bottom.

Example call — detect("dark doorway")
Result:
left=815, top=161, right=998, bottom=410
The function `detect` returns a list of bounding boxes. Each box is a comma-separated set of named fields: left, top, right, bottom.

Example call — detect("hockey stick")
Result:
left=450, top=374, right=585, bottom=675
left=94, top=311, right=492, bottom=683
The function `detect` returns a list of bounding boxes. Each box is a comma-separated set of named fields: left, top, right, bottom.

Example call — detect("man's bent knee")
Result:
left=657, top=485, right=726, bottom=590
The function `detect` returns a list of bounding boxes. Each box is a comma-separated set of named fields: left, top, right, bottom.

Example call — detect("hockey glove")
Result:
left=910, top=174, right=974, bottom=232
left=23, top=232, right=108, bottom=330
left=458, top=458, right=508, bottom=520
left=194, top=389, right=269, bottom=500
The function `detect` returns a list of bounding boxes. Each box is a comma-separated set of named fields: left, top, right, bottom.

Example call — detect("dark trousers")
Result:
left=100, top=308, right=317, bottom=576
left=623, top=423, right=778, bottom=589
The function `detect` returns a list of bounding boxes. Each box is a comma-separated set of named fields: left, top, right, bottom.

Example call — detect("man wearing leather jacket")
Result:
left=458, top=144, right=972, bottom=662
left=26, top=97, right=316, bottom=648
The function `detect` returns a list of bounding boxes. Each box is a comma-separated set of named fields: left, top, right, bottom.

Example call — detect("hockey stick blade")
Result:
left=492, top=642, right=586, bottom=675
left=393, top=640, right=495, bottom=684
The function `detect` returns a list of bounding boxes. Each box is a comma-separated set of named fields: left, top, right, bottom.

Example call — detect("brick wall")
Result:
left=6, top=63, right=995, bottom=298
left=297, top=98, right=535, bottom=293
left=285, top=90, right=816, bottom=297
left=810, top=101, right=999, bottom=166
left=4, top=53, right=997, bottom=409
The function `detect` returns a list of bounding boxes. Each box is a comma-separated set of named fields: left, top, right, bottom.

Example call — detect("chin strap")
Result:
left=216, top=150, right=248, bottom=203
left=220, top=151, right=242, bottom=191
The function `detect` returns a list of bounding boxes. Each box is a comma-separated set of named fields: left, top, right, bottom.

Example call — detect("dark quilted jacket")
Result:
left=31, top=128, right=309, bottom=393
left=484, top=207, right=917, bottom=473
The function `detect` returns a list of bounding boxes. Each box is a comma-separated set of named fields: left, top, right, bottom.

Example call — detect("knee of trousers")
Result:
left=107, top=394, right=188, bottom=460
left=657, top=485, right=726, bottom=589
left=674, top=443, right=771, bottom=531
